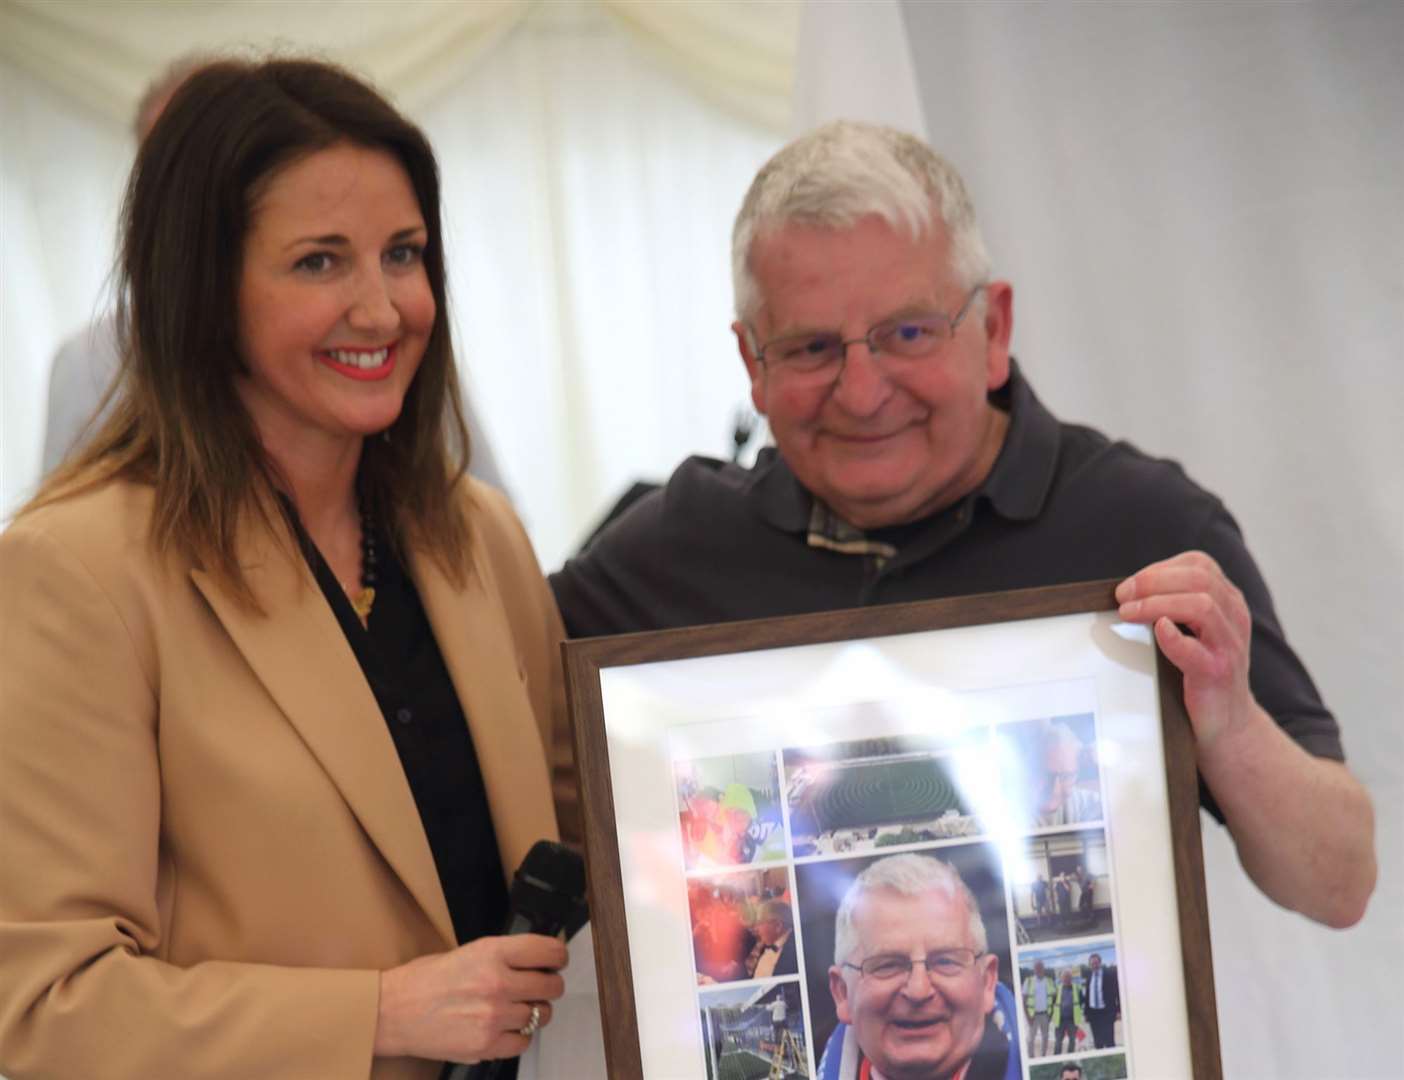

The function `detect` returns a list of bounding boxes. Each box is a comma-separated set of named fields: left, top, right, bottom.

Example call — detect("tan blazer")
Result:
left=0, top=478, right=570, bottom=1079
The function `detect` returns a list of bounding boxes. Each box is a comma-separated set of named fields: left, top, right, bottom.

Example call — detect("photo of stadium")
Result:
left=699, top=981, right=810, bottom=1080
left=783, top=735, right=981, bottom=857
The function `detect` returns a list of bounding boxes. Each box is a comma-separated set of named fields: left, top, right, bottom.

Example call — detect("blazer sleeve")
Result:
left=0, top=519, right=381, bottom=1079
left=469, top=482, right=582, bottom=847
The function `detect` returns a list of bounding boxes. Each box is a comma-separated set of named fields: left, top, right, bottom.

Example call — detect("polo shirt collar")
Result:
left=744, top=446, right=814, bottom=533
left=979, top=357, right=1060, bottom=522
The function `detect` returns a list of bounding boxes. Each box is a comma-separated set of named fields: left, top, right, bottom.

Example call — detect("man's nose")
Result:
left=900, top=961, right=936, bottom=1000
left=828, top=340, right=893, bottom=417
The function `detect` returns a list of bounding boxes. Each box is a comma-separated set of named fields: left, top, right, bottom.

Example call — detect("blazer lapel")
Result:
left=191, top=517, right=456, bottom=948
left=411, top=547, right=558, bottom=884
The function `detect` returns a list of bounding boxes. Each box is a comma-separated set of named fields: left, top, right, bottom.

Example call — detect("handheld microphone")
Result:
left=442, top=841, right=589, bottom=1080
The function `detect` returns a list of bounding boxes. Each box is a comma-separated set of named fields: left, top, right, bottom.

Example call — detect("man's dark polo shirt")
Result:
left=549, top=363, right=1343, bottom=766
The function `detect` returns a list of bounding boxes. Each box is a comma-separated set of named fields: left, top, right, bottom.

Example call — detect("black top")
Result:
left=550, top=361, right=1343, bottom=775
left=292, top=509, right=508, bottom=947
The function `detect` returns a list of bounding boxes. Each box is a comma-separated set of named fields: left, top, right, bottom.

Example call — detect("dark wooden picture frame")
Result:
left=563, top=580, right=1221, bottom=1080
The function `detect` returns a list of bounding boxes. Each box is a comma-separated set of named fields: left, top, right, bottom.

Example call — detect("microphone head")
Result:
left=509, top=840, right=588, bottom=938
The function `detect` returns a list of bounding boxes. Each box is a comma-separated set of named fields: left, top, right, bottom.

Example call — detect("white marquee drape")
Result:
left=416, top=2, right=784, bottom=563
left=894, top=2, right=1401, bottom=1076
left=0, top=0, right=798, bottom=127
left=2, top=1, right=1398, bottom=1077
left=0, top=0, right=793, bottom=565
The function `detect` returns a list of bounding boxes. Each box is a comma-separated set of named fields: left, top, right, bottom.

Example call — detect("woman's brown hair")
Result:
left=27, top=58, right=472, bottom=606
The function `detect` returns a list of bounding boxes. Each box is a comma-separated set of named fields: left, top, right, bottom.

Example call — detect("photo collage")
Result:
left=675, top=709, right=1131, bottom=1080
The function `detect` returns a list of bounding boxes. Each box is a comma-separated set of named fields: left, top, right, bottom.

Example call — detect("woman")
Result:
left=0, top=59, right=573, bottom=1078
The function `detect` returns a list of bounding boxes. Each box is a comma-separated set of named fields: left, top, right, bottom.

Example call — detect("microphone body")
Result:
left=441, top=842, right=588, bottom=1080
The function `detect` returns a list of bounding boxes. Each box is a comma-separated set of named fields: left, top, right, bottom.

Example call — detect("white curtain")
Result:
left=6, top=0, right=1399, bottom=1075
left=418, top=3, right=784, bottom=564
left=0, top=0, right=792, bottom=567
left=890, top=1, right=1401, bottom=1076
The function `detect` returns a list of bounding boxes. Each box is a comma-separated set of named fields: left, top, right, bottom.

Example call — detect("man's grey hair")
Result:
left=833, top=852, right=988, bottom=968
left=731, top=120, right=991, bottom=323
left=1041, top=719, right=1084, bottom=756
left=759, top=899, right=793, bottom=929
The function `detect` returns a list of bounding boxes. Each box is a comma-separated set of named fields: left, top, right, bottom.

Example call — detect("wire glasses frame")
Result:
left=753, top=283, right=987, bottom=381
left=842, top=948, right=986, bottom=983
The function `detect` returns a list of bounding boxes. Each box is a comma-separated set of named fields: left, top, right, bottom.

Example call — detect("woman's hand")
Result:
left=373, top=933, right=568, bottom=1064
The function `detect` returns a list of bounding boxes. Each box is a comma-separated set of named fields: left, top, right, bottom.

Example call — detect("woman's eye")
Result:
left=385, top=243, right=425, bottom=268
left=294, top=252, right=335, bottom=273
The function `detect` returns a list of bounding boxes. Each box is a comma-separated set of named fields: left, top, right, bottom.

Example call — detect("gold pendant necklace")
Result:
left=350, top=586, right=376, bottom=621
left=352, top=498, right=378, bottom=624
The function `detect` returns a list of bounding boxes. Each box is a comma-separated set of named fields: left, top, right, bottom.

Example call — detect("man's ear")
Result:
left=733, top=320, right=768, bottom=416
left=978, top=952, right=999, bottom=1015
left=829, top=965, right=853, bottom=1024
left=981, top=280, right=1014, bottom=392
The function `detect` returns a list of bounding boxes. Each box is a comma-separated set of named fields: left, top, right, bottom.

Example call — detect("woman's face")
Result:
left=237, top=142, right=435, bottom=464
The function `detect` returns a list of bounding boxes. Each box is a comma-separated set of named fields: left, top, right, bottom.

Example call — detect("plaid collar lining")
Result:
left=805, top=500, right=898, bottom=561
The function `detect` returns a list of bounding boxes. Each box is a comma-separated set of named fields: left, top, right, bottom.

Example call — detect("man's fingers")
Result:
left=1116, top=550, right=1229, bottom=602
left=1153, top=616, right=1213, bottom=673
left=1119, top=591, right=1243, bottom=650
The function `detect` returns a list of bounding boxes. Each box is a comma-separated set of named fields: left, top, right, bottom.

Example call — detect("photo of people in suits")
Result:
left=687, top=867, right=794, bottom=986
left=1018, top=941, right=1123, bottom=1058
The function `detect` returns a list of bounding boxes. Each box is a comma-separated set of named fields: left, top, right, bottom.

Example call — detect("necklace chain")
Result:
left=350, top=501, right=377, bottom=622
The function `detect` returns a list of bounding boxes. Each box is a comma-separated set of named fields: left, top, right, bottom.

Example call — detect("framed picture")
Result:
left=563, top=581, right=1221, bottom=1080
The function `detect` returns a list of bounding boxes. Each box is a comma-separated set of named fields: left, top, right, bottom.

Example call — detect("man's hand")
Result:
left=1116, top=552, right=1376, bottom=928
left=1115, top=550, right=1253, bottom=749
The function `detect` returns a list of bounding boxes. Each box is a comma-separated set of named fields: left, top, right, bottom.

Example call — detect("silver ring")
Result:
left=518, top=1002, right=543, bottom=1038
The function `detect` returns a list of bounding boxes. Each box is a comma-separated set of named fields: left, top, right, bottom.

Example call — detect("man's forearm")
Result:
left=1197, top=701, right=1376, bottom=928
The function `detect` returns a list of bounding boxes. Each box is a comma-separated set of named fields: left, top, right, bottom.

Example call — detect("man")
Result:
left=1030, top=875, right=1050, bottom=931
left=769, top=993, right=789, bottom=1051
left=745, top=899, right=797, bottom=980
left=1082, top=953, right=1120, bottom=1050
left=1059, top=1066, right=1083, bottom=1080
left=1021, top=959, right=1055, bottom=1059
left=1031, top=723, right=1101, bottom=828
left=1077, top=867, right=1095, bottom=922
left=1051, top=969, right=1084, bottom=1055
left=551, top=121, right=1375, bottom=927
left=819, top=853, right=1019, bottom=1080
left=1054, top=875, right=1072, bottom=930
left=40, top=55, right=204, bottom=478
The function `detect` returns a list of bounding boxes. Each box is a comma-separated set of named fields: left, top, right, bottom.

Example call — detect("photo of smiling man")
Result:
left=804, top=850, right=1021, bottom=1080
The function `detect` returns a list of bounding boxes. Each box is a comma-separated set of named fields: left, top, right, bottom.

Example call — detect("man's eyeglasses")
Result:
left=842, top=948, right=984, bottom=983
left=753, top=284, right=986, bottom=383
